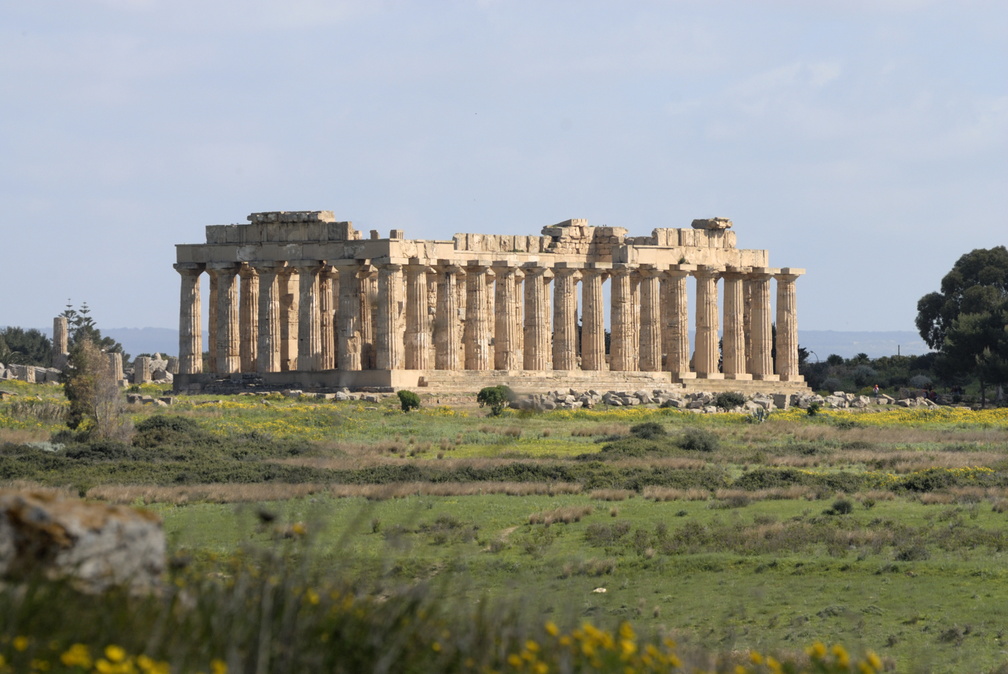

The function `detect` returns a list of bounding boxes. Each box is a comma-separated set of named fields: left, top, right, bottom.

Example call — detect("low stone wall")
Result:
left=0, top=363, right=62, bottom=384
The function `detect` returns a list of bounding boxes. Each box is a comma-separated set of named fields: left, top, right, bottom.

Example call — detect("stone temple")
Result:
left=174, top=211, right=807, bottom=394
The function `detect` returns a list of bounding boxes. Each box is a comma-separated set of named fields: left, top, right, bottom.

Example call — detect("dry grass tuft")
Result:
left=643, top=487, right=711, bottom=502
left=529, top=505, right=595, bottom=525
left=87, top=483, right=331, bottom=505
left=589, top=489, right=634, bottom=502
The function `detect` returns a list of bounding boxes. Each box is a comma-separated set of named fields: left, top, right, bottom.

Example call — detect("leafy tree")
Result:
left=476, top=385, right=514, bottom=416
left=397, top=390, right=421, bottom=413
left=63, top=338, right=132, bottom=441
left=916, top=247, right=1008, bottom=404
left=0, top=327, right=52, bottom=366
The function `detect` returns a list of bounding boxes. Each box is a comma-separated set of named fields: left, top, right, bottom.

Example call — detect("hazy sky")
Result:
left=2, top=1, right=1005, bottom=334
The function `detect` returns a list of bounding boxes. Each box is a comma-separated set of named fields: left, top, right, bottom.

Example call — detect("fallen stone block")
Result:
left=0, top=491, right=164, bottom=593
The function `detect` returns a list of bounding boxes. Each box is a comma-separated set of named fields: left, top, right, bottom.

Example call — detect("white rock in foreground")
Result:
left=0, top=491, right=165, bottom=593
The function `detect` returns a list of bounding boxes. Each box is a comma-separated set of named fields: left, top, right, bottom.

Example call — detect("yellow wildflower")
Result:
left=60, top=644, right=92, bottom=668
left=210, top=659, right=228, bottom=674
left=104, top=645, right=127, bottom=663
left=13, top=636, right=29, bottom=652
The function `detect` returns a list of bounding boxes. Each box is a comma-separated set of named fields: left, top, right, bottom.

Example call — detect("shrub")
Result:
left=807, top=402, right=822, bottom=417
left=629, top=422, right=666, bottom=439
left=677, top=428, right=719, bottom=452
left=477, top=386, right=514, bottom=416
left=714, top=392, right=745, bottom=411
left=825, top=498, right=854, bottom=515
left=397, top=390, right=420, bottom=413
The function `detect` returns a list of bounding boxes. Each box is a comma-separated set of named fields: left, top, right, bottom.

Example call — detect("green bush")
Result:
left=714, top=392, right=746, bottom=411
left=629, top=422, right=666, bottom=439
left=397, top=390, right=421, bottom=413
left=477, top=386, right=514, bottom=416
left=676, top=428, right=719, bottom=452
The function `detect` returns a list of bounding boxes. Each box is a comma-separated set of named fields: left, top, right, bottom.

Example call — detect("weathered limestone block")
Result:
left=691, top=217, right=733, bottom=230
left=0, top=491, right=164, bottom=592
left=133, top=356, right=151, bottom=385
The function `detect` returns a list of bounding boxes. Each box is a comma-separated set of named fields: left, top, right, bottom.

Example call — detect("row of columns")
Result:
left=176, top=260, right=802, bottom=382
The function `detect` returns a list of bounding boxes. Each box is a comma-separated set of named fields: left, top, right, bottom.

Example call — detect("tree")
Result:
left=397, top=390, right=420, bottom=412
left=0, top=327, right=52, bottom=366
left=916, top=247, right=1008, bottom=404
left=63, top=338, right=132, bottom=441
left=62, top=301, right=129, bottom=362
left=477, top=385, right=514, bottom=416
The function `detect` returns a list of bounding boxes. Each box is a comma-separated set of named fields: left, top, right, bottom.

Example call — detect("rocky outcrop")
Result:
left=0, top=491, right=165, bottom=593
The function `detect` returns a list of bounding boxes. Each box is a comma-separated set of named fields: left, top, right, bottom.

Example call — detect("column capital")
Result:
left=748, top=266, right=778, bottom=279
left=174, top=262, right=205, bottom=275
left=721, top=265, right=751, bottom=279
left=665, top=263, right=696, bottom=278
left=694, top=264, right=723, bottom=278
left=250, top=260, right=288, bottom=273
left=521, top=263, right=554, bottom=280
left=776, top=267, right=805, bottom=280
left=206, top=261, right=241, bottom=272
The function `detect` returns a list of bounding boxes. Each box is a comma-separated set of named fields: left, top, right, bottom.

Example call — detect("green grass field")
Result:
left=3, top=384, right=1008, bottom=672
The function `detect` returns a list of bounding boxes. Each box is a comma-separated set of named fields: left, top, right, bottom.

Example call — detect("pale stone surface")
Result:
left=0, top=491, right=164, bottom=593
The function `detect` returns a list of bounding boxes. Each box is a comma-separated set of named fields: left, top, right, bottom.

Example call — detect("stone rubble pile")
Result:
left=509, top=389, right=937, bottom=413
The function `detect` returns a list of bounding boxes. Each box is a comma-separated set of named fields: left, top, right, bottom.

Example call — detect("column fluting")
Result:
left=552, top=266, right=579, bottom=370
left=693, top=265, right=722, bottom=378
left=174, top=263, right=204, bottom=375
left=523, top=265, right=552, bottom=370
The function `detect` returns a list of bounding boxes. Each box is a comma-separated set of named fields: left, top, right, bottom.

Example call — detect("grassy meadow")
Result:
left=3, top=380, right=1008, bottom=672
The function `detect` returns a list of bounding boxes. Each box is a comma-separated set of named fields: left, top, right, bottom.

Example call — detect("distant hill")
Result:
left=798, top=330, right=931, bottom=360
left=23, top=327, right=932, bottom=363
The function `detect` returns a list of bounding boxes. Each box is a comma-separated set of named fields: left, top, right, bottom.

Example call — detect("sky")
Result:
left=2, top=0, right=1006, bottom=336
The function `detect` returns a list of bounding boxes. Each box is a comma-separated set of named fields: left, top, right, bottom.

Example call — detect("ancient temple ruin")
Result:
left=174, top=211, right=807, bottom=393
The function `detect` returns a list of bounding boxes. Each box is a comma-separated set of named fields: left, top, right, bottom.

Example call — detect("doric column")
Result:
left=294, top=261, right=323, bottom=372
left=254, top=262, right=285, bottom=373
left=376, top=263, right=404, bottom=370
left=464, top=263, right=492, bottom=370
left=552, top=266, right=579, bottom=370
left=750, top=268, right=778, bottom=381
left=239, top=264, right=259, bottom=373
left=405, top=261, right=433, bottom=370
left=279, top=269, right=299, bottom=372
left=693, top=265, right=723, bottom=378
left=335, top=262, right=363, bottom=371
left=493, top=262, right=522, bottom=370
left=207, top=267, right=219, bottom=373
left=638, top=265, right=662, bottom=372
left=208, top=262, right=240, bottom=375
left=523, top=265, right=552, bottom=370
left=319, top=265, right=336, bottom=370
left=662, top=264, right=695, bottom=379
left=435, top=263, right=462, bottom=370
left=359, top=269, right=377, bottom=369
left=174, top=263, right=204, bottom=375
left=609, top=265, right=636, bottom=371
left=721, top=266, right=751, bottom=380
left=743, top=278, right=754, bottom=373
left=580, top=265, right=607, bottom=371
left=775, top=268, right=805, bottom=382
left=52, top=316, right=68, bottom=358
left=107, top=351, right=123, bottom=382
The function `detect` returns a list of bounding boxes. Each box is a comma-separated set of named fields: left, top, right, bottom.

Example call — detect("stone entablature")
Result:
left=174, top=211, right=806, bottom=393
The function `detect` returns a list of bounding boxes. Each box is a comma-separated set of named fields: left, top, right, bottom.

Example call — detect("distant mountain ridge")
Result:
left=25, top=327, right=932, bottom=362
